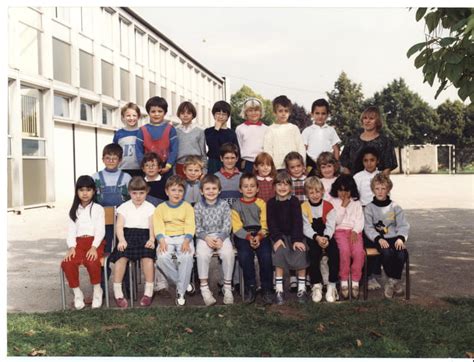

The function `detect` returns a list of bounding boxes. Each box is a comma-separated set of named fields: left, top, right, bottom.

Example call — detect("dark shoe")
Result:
left=262, top=289, right=274, bottom=305
left=139, top=295, right=153, bottom=307
left=233, top=283, right=241, bottom=296
left=297, top=290, right=307, bottom=304
left=186, top=283, right=196, bottom=296
left=115, top=297, right=128, bottom=308
left=289, top=280, right=297, bottom=293
left=245, top=285, right=257, bottom=304
left=155, top=288, right=172, bottom=298
left=275, top=291, right=285, bottom=305
left=217, top=283, right=224, bottom=296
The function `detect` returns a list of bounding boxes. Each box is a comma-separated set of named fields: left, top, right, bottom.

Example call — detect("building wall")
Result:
left=8, top=6, right=226, bottom=209
left=393, top=145, right=439, bottom=174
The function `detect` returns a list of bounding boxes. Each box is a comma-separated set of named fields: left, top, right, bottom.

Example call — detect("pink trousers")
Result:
left=334, top=229, right=365, bottom=282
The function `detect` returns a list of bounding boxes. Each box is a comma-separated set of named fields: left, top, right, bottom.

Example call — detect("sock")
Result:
left=290, top=275, right=297, bottom=285
left=72, top=287, right=83, bottom=299
left=201, top=282, right=209, bottom=290
left=352, top=281, right=359, bottom=287
left=328, top=282, right=336, bottom=288
left=144, top=282, right=154, bottom=297
left=341, top=280, right=348, bottom=287
left=93, top=284, right=102, bottom=296
left=223, top=280, right=232, bottom=290
left=297, top=277, right=306, bottom=292
left=275, top=277, right=283, bottom=293
left=113, top=283, right=124, bottom=299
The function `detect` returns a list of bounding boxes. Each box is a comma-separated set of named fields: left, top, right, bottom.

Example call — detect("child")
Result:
left=136, top=96, right=178, bottom=181
left=175, top=101, right=207, bottom=178
left=301, top=177, right=339, bottom=303
left=253, top=152, right=277, bottom=202
left=364, top=174, right=409, bottom=298
left=353, top=147, right=381, bottom=207
left=141, top=152, right=167, bottom=205
left=263, top=95, right=305, bottom=170
left=231, top=173, right=273, bottom=304
left=113, top=102, right=143, bottom=177
left=236, top=98, right=269, bottom=173
left=215, top=143, right=242, bottom=207
left=267, top=171, right=309, bottom=305
left=329, top=175, right=365, bottom=300
left=194, top=174, right=235, bottom=306
left=109, top=177, right=156, bottom=308
left=205, top=101, right=239, bottom=175
left=315, top=152, right=340, bottom=201
left=153, top=175, right=195, bottom=306
left=183, top=155, right=204, bottom=206
left=302, top=98, right=341, bottom=174
left=61, top=175, right=105, bottom=310
left=285, top=151, right=307, bottom=203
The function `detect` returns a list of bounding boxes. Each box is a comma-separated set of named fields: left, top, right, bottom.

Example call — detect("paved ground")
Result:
left=7, top=175, right=474, bottom=313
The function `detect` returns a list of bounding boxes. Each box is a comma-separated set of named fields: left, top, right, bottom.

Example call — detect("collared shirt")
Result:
left=117, top=199, right=155, bottom=229
left=67, top=202, right=105, bottom=248
left=291, top=175, right=307, bottom=202
left=302, top=123, right=341, bottom=160
left=220, top=167, right=241, bottom=179
left=176, top=123, right=197, bottom=134
left=244, top=120, right=263, bottom=126
left=256, top=175, right=272, bottom=182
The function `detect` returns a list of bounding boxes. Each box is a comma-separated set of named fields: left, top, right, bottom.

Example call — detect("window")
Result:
left=135, top=28, right=144, bottom=64
left=18, top=23, right=40, bottom=75
left=148, top=38, right=156, bottom=70
left=102, top=8, right=113, bottom=47
left=21, top=87, right=45, bottom=157
left=171, top=91, right=177, bottom=115
left=53, top=38, right=71, bottom=84
left=161, top=86, right=167, bottom=99
left=79, top=50, right=94, bottom=91
left=120, top=68, right=130, bottom=101
left=136, top=76, right=144, bottom=106
left=80, top=7, right=93, bottom=33
left=149, top=81, right=156, bottom=97
left=22, top=139, right=46, bottom=157
left=101, top=60, right=114, bottom=97
left=159, top=45, right=167, bottom=76
left=80, top=101, right=93, bottom=122
left=54, top=95, right=70, bottom=118
left=119, top=17, right=130, bottom=55
left=55, top=7, right=70, bottom=23
left=202, top=105, right=206, bottom=124
left=102, top=106, right=113, bottom=125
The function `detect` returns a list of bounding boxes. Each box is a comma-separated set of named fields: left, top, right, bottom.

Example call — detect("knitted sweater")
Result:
left=176, top=125, right=207, bottom=170
left=364, top=197, right=410, bottom=243
left=204, top=127, right=239, bottom=160
left=235, top=122, right=268, bottom=162
left=215, top=170, right=242, bottom=207
left=231, top=198, right=268, bottom=239
left=113, top=128, right=140, bottom=170
left=263, top=123, right=305, bottom=169
left=135, top=122, right=178, bottom=167
left=301, top=200, right=336, bottom=239
left=267, top=196, right=304, bottom=244
left=194, top=198, right=231, bottom=241
left=153, top=200, right=195, bottom=240
left=331, top=197, right=364, bottom=233
left=184, top=180, right=201, bottom=206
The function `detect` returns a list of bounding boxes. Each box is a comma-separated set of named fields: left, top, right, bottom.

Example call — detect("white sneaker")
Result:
left=311, top=283, right=323, bottom=303
left=201, top=288, right=216, bottom=306
left=92, top=287, right=103, bottom=309
left=74, top=289, right=85, bottom=310
left=176, top=293, right=186, bottom=306
left=320, top=256, right=329, bottom=285
left=223, top=287, right=234, bottom=305
left=325, top=284, right=338, bottom=303
left=384, top=278, right=395, bottom=298
left=368, top=277, right=382, bottom=290
left=393, top=279, right=403, bottom=295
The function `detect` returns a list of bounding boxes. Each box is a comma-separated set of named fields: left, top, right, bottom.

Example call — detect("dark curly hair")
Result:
left=329, top=174, right=360, bottom=200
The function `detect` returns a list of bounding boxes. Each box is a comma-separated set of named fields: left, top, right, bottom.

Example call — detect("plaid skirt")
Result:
left=109, top=227, right=156, bottom=262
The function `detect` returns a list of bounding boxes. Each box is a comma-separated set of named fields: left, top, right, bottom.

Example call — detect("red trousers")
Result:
left=61, top=236, right=105, bottom=288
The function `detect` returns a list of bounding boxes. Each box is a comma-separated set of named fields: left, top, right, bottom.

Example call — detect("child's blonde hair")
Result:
left=253, top=152, right=277, bottom=179
left=304, top=176, right=324, bottom=194
left=316, top=152, right=340, bottom=178
left=120, top=102, right=141, bottom=119
left=361, top=106, right=383, bottom=131
left=240, top=97, right=264, bottom=119
left=370, top=173, right=393, bottom=192
left=184, top=155, right=204, bottom=170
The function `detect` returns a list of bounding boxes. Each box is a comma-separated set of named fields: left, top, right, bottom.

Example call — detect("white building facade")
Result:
left=8, top=7, right=228, bottom=211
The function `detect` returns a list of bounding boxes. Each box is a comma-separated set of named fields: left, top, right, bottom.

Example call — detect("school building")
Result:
left=7, top=7, right=228, bottom=212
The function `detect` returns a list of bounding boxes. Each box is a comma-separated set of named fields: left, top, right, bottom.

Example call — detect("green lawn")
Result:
left=7, top=298, right=474, bottom=357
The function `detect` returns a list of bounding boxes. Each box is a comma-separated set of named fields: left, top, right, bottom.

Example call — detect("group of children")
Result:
left=61, top=94, right=409, bottom=310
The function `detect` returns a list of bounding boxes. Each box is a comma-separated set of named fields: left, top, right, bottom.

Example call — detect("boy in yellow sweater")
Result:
left=153, top=175, right=195, bottom=306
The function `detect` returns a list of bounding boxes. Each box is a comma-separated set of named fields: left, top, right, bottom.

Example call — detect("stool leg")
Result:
left=363, top=253, right=368, bottom=301
left=60, top=269, right=66, bottom=310
left=239, top=265, right=245, bottom=302
left=129, top=261, right=134, bottom=307
left=405, top=252, right=410, bottom=300
left=104, top=257, right=110, bottom=308
left=134, top=261, right=139, bottom=300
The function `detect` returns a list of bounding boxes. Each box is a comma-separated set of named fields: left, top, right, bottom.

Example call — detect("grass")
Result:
left=7, top=298, right=474, bottom=357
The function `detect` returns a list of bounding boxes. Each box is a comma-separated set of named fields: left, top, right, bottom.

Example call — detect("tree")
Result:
left=436, top=100, right=474, bottom=169
left=326, top=72, right=365, bottom=146
left=407, top=8, right=474, bottom=102
left=289, top=102, right=312, bottom=132
left=372, top=78, right=439, bottom=172
left=230, top=85, right=275, bottom=129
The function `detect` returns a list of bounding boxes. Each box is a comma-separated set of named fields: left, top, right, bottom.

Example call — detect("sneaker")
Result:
left=74, top=296, right=85, bottom=310
left=384, top=278, right=395, bottom=298
left=275, top=291, right=285, bottom=305
left=393, top=280, right=404, bottom=295
left=92, top=287, right=103, bottom=309
left=223, top=287, right=234, bottom=305
left=201, top=288, right=217, bottom=306
left=155, top=288, right=172, bottom=298
left=368, top=277, right=382, bottom=290
left=186, top=283, right=196, bottom=296
left=340, top=285, right=349, bottom=300
left=311, top=284, right=323, bottom=303
left=262, top=289, right=274, bottom=305
left=115, top=297, right=128, bottom=308
left=297, top=290, right=307, bottom=304
left=289, top=278, right=297, bottom=293
left=325, top=284, right=338, bottom=303
left=352, top=285, right=360, bottom=299
left=176, top=293, right=186, bottom=306
left=139, top=295, right=153, bottom=307
left=245, top=285, right=257, bottom=304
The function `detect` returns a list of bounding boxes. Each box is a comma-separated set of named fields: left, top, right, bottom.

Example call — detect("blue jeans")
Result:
left=234, top=235, right=273, bottom=291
